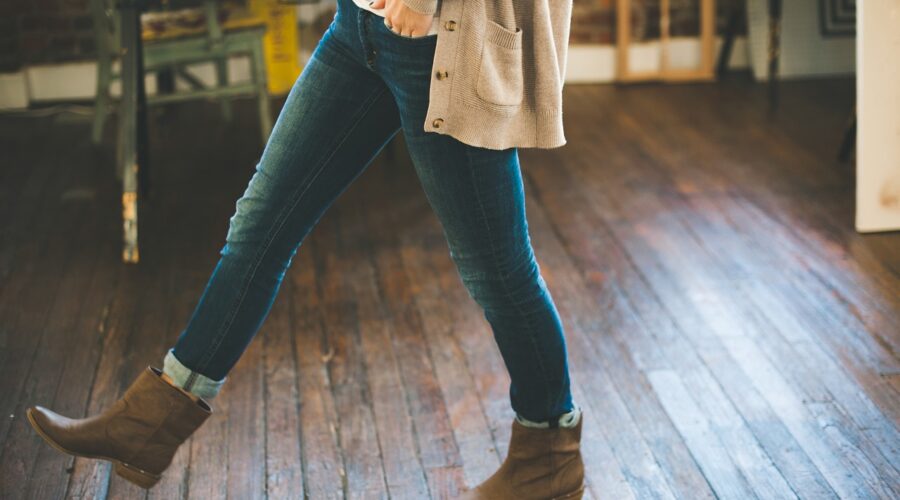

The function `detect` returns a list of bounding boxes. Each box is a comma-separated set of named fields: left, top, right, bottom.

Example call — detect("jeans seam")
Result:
left=190, top=84, right=392, bottom=380
left=464, top=146, right=554, bottom=421
left=357, top=9, right=379, bottom=73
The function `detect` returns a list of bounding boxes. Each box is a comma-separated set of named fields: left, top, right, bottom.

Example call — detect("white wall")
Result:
left=856, top=0, right=900, bottom=232
left=746, top=0, right=855, bottom=80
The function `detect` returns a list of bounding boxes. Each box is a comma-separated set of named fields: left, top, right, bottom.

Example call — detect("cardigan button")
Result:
left=432, top=118, right=444, bottom=128
left=444, top=20, right=457, bottom=31
left=435, top=69, right=448, bottom=80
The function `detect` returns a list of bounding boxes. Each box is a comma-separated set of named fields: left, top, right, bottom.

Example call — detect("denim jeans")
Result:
left=168, top=0, right=574, bottom=423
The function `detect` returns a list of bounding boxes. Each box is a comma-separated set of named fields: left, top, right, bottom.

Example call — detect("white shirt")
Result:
left=352, top=0, right=440, bottom=36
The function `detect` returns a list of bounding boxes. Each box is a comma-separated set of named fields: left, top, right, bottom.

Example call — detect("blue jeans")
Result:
left=168, top=0, right=574, bottom=423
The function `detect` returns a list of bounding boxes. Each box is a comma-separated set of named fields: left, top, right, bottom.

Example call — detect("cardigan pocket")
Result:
left=475, top=19, right=524, bottom=107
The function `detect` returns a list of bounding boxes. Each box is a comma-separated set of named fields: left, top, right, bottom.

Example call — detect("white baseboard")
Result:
left=27, top=62, right=111, bottom=102
left=0, top=72, right=29, bottom=109
left=0, top=54, right=263, bottom=109
left=0, top=35, right=751, bottom=109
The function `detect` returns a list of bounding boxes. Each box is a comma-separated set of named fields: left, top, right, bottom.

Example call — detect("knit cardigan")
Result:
left=401, top=0, right=573, bottom=150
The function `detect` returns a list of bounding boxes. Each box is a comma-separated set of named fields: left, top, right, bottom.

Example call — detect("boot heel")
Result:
left=114, top=461, right=161, bottom=489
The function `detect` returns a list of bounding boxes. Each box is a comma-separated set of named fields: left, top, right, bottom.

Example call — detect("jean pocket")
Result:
left=475, top=19, right=524, bottom=107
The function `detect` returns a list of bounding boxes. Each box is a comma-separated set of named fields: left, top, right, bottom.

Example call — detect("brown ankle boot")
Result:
left=455, top=413, right=585, bottom=499
left=26, top=366, right=212, bottom=489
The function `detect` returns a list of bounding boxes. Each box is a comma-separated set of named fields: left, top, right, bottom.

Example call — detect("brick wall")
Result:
left=0, top=0, right=747, bottom=72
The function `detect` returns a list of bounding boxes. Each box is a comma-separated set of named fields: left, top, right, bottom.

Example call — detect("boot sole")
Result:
left=554, top=484, right=585, bottom=499
left=26, top=408, right=161, bottom=489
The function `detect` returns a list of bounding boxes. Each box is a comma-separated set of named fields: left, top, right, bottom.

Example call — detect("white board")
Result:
left=856, top=0, right=900, bottom=232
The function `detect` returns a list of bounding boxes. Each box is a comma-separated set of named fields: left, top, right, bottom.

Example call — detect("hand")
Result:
left=369, top=0, right=434, bottom=37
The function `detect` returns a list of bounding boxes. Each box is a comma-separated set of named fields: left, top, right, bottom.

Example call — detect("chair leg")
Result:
left=119, top=0, right=142, bottom=263
left=251, top=40, right=272, bottom=145
left=92, top=52, right=112, bottom=145
left=216, top=57, right=233, bottom=122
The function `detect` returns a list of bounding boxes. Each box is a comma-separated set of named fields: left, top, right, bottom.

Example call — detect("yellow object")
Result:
left=250, top=0, right=302, bottom=95
left=140, top=8, right=267, bottom=42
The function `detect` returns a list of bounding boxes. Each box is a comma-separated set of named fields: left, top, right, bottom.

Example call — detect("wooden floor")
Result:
left=1, top=76, right=898, bottom=499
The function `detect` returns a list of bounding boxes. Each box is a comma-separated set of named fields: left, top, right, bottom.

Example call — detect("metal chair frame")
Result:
left=90, top=0, right=273, bottom=262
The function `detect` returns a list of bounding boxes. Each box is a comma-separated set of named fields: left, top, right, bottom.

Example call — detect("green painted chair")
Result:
left=90, top=0, right=273, bottom=150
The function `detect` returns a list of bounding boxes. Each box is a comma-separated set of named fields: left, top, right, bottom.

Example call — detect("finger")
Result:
left=369, top=0, right=386, bottom=9
left=403, top=22, right=421, bottom=37
left=384, top=17, right=405, bottom=36
left=385, top=17, right=407, bottom=36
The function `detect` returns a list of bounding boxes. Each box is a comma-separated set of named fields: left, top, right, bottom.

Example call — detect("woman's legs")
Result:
left=364, top=10, right=575, bottom=424
left=171, top=0, right=576, bottom=424
left=407, top=136, right=576, bottom=424
left=364, top=11, right=584, bottom=497
left=166, top=7, right=403, bottom=397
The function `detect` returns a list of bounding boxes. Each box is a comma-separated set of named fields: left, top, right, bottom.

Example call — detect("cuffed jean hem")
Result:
left=516, top=401, right=581, bottom=429
left=163, top=348, right=226, bottom=400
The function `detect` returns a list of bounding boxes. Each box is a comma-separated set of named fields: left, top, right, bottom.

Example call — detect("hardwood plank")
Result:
left=186, top=380, right=229, bottom=499
left=262, top=278, right=305, bottom=498
left=556, top=84, right=900, bottom=498
left=398, top=211, right=514, bottom=440
left=724, top=337, right=891, bottom=499
left=649, top=196, right=893, bottom=498
left=647, top=370, right=760, bottom=499
left=566, top=379, right=637, bottom=500
left=675, top=367, right=799, bottom=499
left=619, top=89, right=900, bottom=478
left=63, top=267, right=147, bottom=499
left=525, top=176, right=710, bottom=496
left=525, top=128, right=819, bottom=498
left=354, top=162, right=466, bottom=498
left=3, top=78, right=897, bottom=500
left=0, top=123, right=92, bottom=447
left=388, top=194, right=516, bottom=485
left=338, top=173, right=434, bottom=499
left=523, top=151, right=718, bottom=500
left=288, top=246, right=344, bottom=499
left=697, top=342, right=838, bottom=499
left=223, top=319, right=267, bottom=499
left=23, top=187, right=122, bottom=499
left=0, top=132, right=115, bottom=499
left=0, top=115, right=61, bottom=285
left=639, top=83, right=899, bottom=361
left=313, top=196, right=388, bottom=498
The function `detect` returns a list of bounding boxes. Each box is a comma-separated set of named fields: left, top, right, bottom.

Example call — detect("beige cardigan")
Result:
left=402, top=0, right=573, bottom=150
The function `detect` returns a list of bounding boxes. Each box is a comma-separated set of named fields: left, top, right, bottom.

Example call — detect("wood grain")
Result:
left=1, top=77, right=897, bottom=499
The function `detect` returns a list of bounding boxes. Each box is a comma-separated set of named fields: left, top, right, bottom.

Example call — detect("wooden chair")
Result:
left=90, top=0, right=273, bottom=152
left=91, top=0, right=273, bottom=263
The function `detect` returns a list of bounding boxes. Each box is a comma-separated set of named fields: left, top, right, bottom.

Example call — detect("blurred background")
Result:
left=1, top=1, right=898, bottom=499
